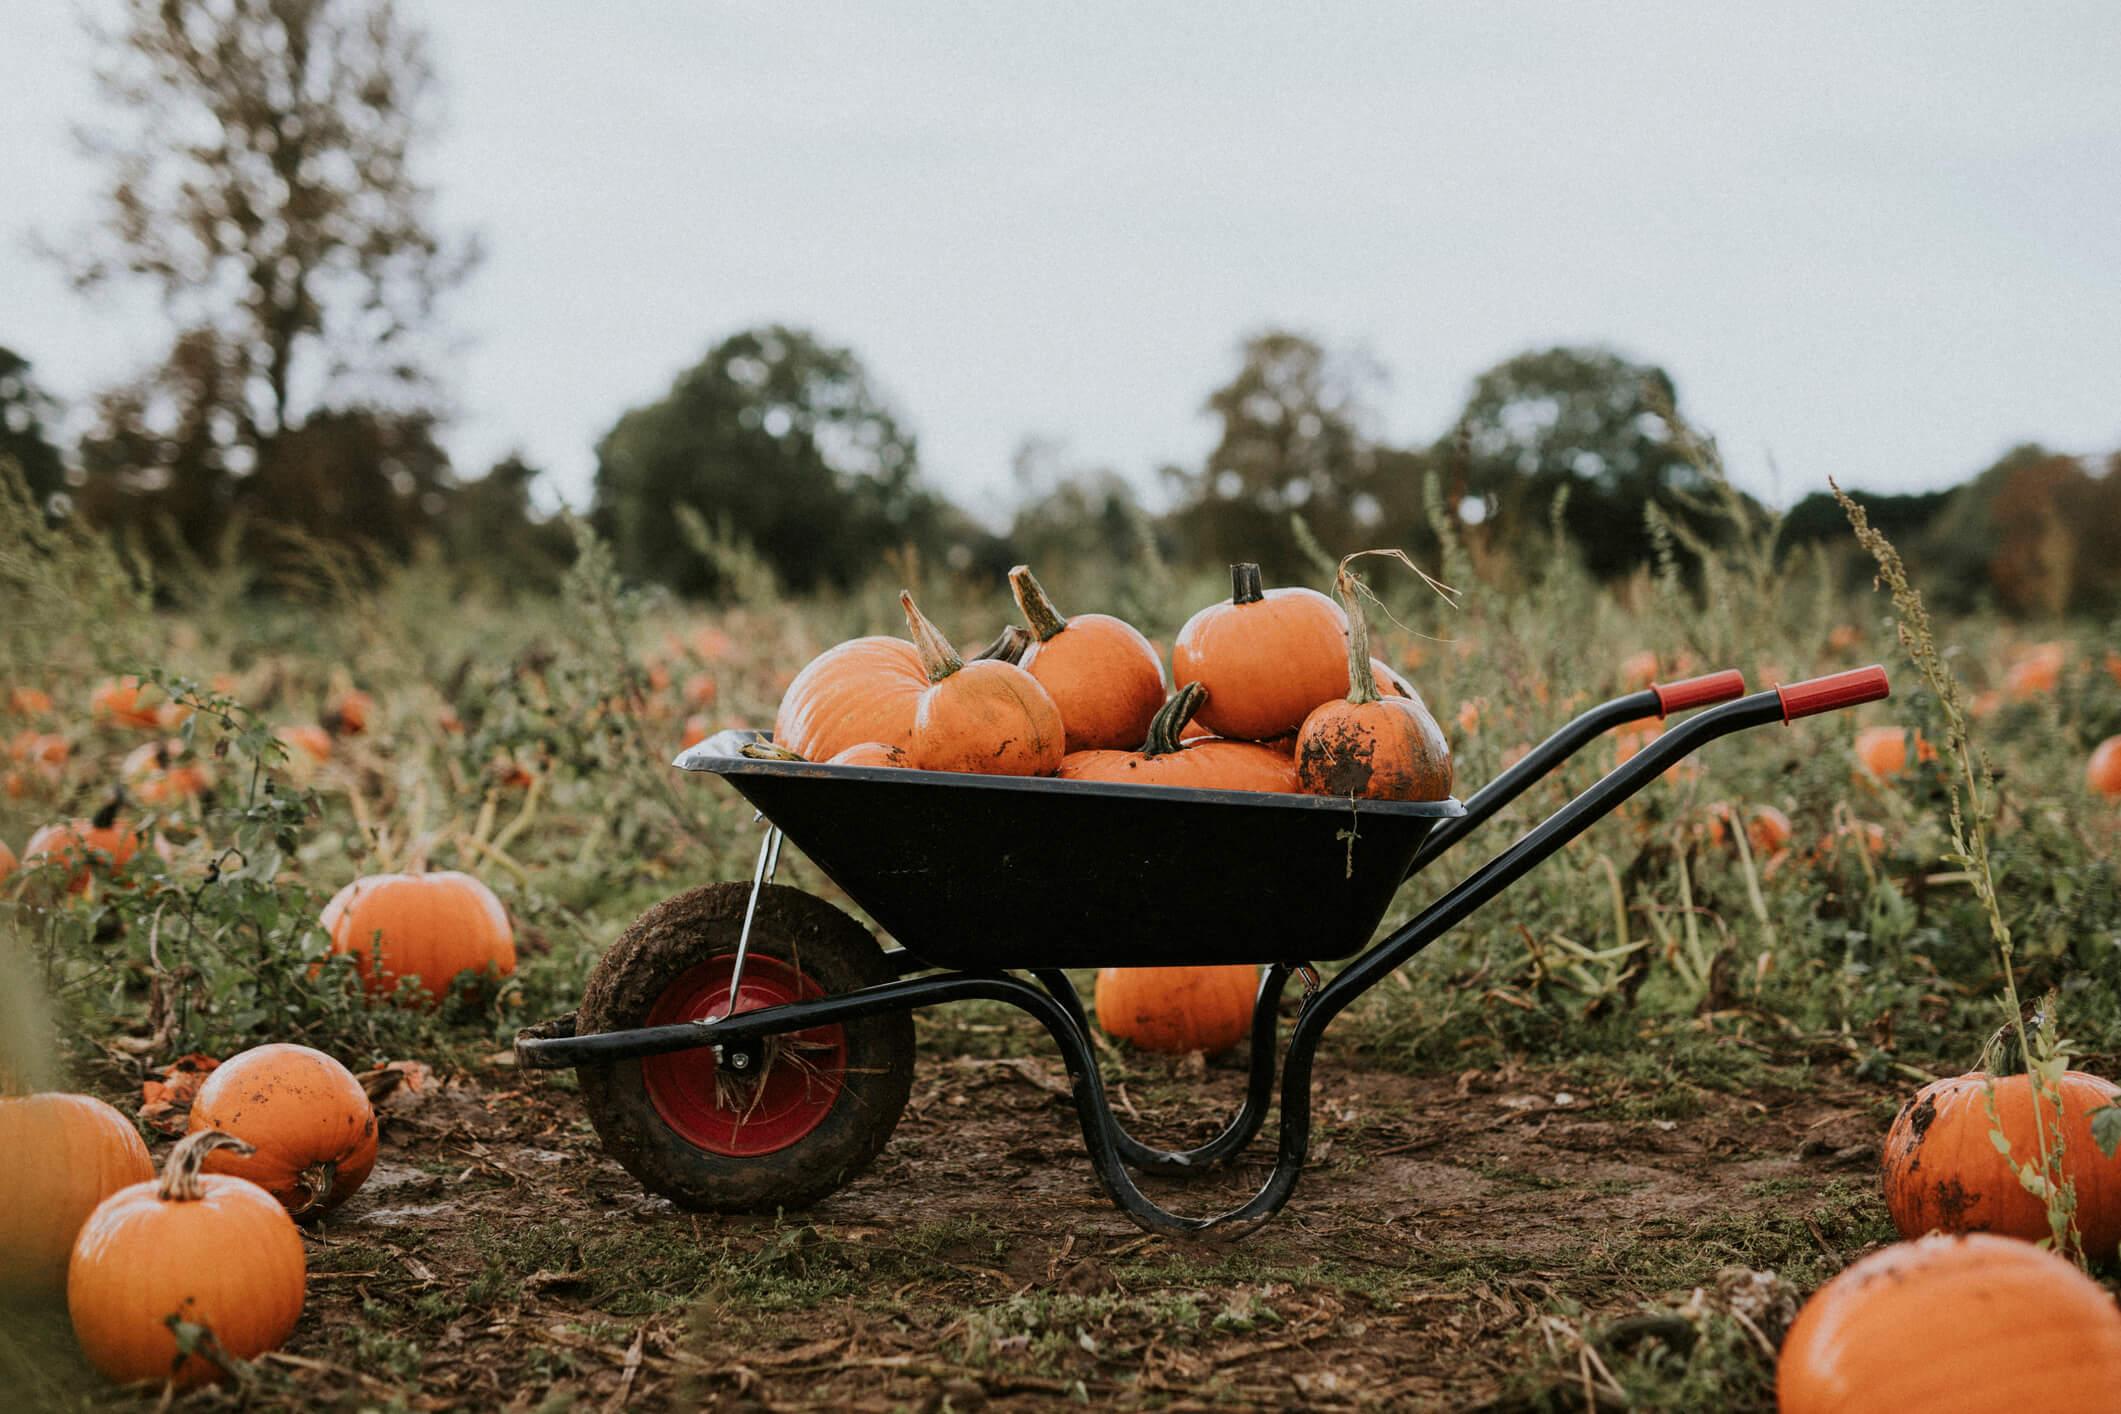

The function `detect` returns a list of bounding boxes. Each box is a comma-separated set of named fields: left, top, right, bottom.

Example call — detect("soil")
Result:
left=18, top=1024, right=1904, bottom=1411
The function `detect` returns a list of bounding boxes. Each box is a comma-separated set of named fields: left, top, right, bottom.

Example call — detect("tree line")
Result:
left=6, top=0, right=2113, bottom=617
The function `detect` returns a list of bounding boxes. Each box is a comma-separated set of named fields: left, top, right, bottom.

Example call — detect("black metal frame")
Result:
left=519, top=674, right=1831, bottom=1237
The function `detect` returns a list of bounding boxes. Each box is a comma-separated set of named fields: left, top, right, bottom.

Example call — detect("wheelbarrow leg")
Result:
left=1031, top=966, right=1290, bottom=1175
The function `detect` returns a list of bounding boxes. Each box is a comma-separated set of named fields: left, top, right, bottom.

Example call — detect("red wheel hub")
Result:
left=641, top=954, right=848, bottom=1157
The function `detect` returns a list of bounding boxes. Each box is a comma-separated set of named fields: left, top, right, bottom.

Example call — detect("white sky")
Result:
left=4, top=2, right=2118, bottom=523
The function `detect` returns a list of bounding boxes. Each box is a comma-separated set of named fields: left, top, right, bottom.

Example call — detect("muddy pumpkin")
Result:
left=1881, top=1070, right=2121, bottom=1261
left=187, top=1044, right=379, bottom=1219
left=1008, top=565, right=1165, bottom=751
left=1294, top=563, right=1451, bottom=801
left=1777, top=1232, right=2121, bottom=1413
left=1172, top=563, right=1348, bottom=741
left=1059, top=682, right=1298, bottom=794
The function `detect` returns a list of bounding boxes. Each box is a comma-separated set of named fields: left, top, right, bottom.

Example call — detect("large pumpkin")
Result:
left=1059, top=682, right=1298, bottom=794
left=1294, top=563, right=1452, bottom=801
left=68, top=1130, right=306, bottom=1389
left=1173, top=563, right=1348, bottom=741
left=1007, top=565, right=1166, bottom=751
left=1094, top=965, right=1259, bottom=1055
left=323, top=870, right=516, bottom=1004
left=1777, top=1232, right=2121, bottom=1413
left=899, top=591, right=1064, bottom=776
left=0, top=1092, right=154, bottom=1296
left=1881, top=1069, right=2121, bottom=1260
left=188, top=1044, right=378, bottom=1219
left=772, top=636, right=926, bottom=763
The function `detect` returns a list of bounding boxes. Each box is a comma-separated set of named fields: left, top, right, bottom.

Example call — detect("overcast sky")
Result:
left=5, top=3, right=2118, bottom=522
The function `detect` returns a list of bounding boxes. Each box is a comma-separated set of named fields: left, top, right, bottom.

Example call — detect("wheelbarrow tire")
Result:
left=575, top=882, right=914, bottom=1213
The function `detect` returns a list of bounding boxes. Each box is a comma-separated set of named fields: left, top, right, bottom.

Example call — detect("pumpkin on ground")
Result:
left=68, top=1130, right=306, bottom=1389
left=1173, top=563, right=1348, bottom=741
left=773, top=635, right=927, bottom=763
left=0, top=838, right=15, bottom=883
left=1294, top=562, right=1452, bottom=801
left=2004, top=642, right=2065, bottom=699
left=0, top=1092, right=154, bottom=1296
left=89, top=676, right=162, bottom=730
left=187, top=1044, right=378, bottom=1219
left=1094, top=965, right=1259, bottom=1055
left=323, top=870, right=516, bottom=1004
left=1881, top=1069, right=2121, bottom=1260
left=1776, top=1232, right=2121, bottom=1413
left=898, top=591, right=1064, bottom=776
left=275, top=724, right=333, bottom=765
left=1854, top=724, right=1933, bottom=778
left=1007, top=565, right=1166, bottom=751
left=326, top=689, right=374, bottom=734
left=2088, top=735, right=2121, bottom=798
left=1060, top=682, right=1298, bottom=794
left=120, top=739, right=214, bottom=805
left=23, top=807, right=142, bottom=893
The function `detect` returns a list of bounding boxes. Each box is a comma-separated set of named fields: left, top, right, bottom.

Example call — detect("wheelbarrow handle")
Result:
left=1776, top=665, right=1890, bottom=720
left=1406, top=666, right=1747, bottom=875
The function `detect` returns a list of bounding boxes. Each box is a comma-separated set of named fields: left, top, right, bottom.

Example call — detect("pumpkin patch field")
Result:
left=3, top=509, right=2120, bottom=1411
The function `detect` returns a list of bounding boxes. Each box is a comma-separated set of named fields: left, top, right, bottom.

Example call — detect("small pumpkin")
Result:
left=1094, top=965, right=1259, bottom=1055
left=68, top=1130, right=306, bottom=1389
left=1173, top=563, right=1348, bottom=741
left=898, top=591, right=1065, bottom=776
left=1007, top=565, right=1166, bottom=751
left=1294, top=563, right=1452, bottom=801
left=120, top=739, right=214, bottom=805
left=773, top=636, right=927, bottom=763
left=187, top=1044, right=378, bottom=1219
left=1060, top=682, right=1298, bottom=794
left=274, top=723, right=334, bottom=765
left=0, top=838, right=16, bottom=883
left=829, top=741, right=910, bottom=768
left=2004, top=642, right=2065, bottom=699
left=323, top=870, right=517, bottom=1005
left=23, top=803, right=141, bottom=893
left=1881, top=1069, right=2121, bottom=1260
left=2088, top=735, right=2121, bottom=799
left=326, top=688, right=375, bottom=734
left=1777, top=1233, right=2121, bottom=1413
left=1854, top=724, right=1933, bottom=778
left=89, top=676, right=163, bottom=730
left=9, top=686, right=56, bottom=716
left=0, top=1092, right=154, bottom=1296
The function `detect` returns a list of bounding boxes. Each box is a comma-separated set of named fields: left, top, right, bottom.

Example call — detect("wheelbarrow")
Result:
left=516, top=664, right=1889, bottom=1237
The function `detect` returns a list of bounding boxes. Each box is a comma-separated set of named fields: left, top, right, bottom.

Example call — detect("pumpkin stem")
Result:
left=159, top=1129, right=254, bottom=1203
left=291, top=1161, right=337, bottom=1217
left=972, top=624, right=1030, bottom=665
left=1337, top=566, right=1381, bottom=706
left=1007, top=565, right=1069, bottom=642
left=899, top=591, right=964, bottom=683
left=1141, top=682, right=1210, bottom=758
left=1230, top=563, right=1265, bottom=606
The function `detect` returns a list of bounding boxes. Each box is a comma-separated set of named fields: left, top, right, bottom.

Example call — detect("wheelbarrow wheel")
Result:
left=576, top=882, right=914, bottom=1212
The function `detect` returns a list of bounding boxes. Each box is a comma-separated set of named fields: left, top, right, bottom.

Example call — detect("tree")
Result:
left=445, top=454, right=575, bottom=593
left=0, top=348, right=65, bottom=512
left=61, top=0, right=476, bottom=565
left=1164, top=331, right=1389, bottom=577
left=1447, top=346, right=1721, bottom=580
left=593, top=326, right=951, bottom=594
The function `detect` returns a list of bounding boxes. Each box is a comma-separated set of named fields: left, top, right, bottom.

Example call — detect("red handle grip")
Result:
left=1776, top=665, right=1891, bottom=721
left=1653, top=669, right=1747, bottom=717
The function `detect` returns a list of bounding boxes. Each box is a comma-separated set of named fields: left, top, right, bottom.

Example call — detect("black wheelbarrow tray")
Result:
left=517, top=665, right=1888, bottom=1237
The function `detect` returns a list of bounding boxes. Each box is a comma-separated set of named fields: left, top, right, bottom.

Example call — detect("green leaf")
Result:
left=2092, top=1105, right=2121, bottom=1161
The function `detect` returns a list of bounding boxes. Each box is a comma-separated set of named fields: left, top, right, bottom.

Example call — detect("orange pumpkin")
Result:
left=2004, top=642, right=2065, bottom=699
left=1619, top=650, right=1659, bottom=690
left=23, top=808, right=141, bottom=893
left=1294, top=564, right=1452, bottom=801
left=1059, top=682, right=1299, bottom=794
left=829, top=741, right=910, bottom=768
left=1094, top=964, right=1259, bottom=1055
left=773, top=636, right=926, bottom=762
left=8, top=686, right=56, bottom=716
left=680, top=713, right=713, bottom=749
left=1008, top=565, right=1166, bottom=751
left=899, top=591, right=1064, bottom=776
left=274, top=724, right=333, bottom=765
left=1173, top=563, right=1348, bottom=741
left=2088, top=735, right=2121, bottom=799
left=120, top=739, right=214, bottom=805
left=89, top=676, right=162, bottom=730
left=187, top=1044, right=378, bottom=1219
left=323, top=870, right=516, bottom=1004
left=683, top=672, right=718, bottom=709
left=68, top=1130, right=305, bottom=1388
left=1881, top=1070, right=2121, bottom=1260
left=0, top=1093, right=154, bottom=1296
left=9, top=730, right=70, bottom=766
left=0, top=838, right=16, bottom=883
left=1777, top=1233, right=2121, bottom=1413
left=327, top=688, right=374, bottom=734
left=1854, top=724, right=1933, bottom=778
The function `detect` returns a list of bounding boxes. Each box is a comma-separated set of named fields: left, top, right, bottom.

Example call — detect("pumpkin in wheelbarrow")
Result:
left=1008, top=564, right=1166, bottom=751
left=1174, top=563, right=1349, bottom=741
left=1295, top=559, right=1452, bottom=801
left=898, top=591, right=1064, bottom=776
left=1060, top=682, right=1297, bottom=794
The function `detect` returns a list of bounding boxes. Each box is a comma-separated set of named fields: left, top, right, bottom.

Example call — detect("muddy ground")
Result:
left=18, top=1020, right=1907, bottom=1413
